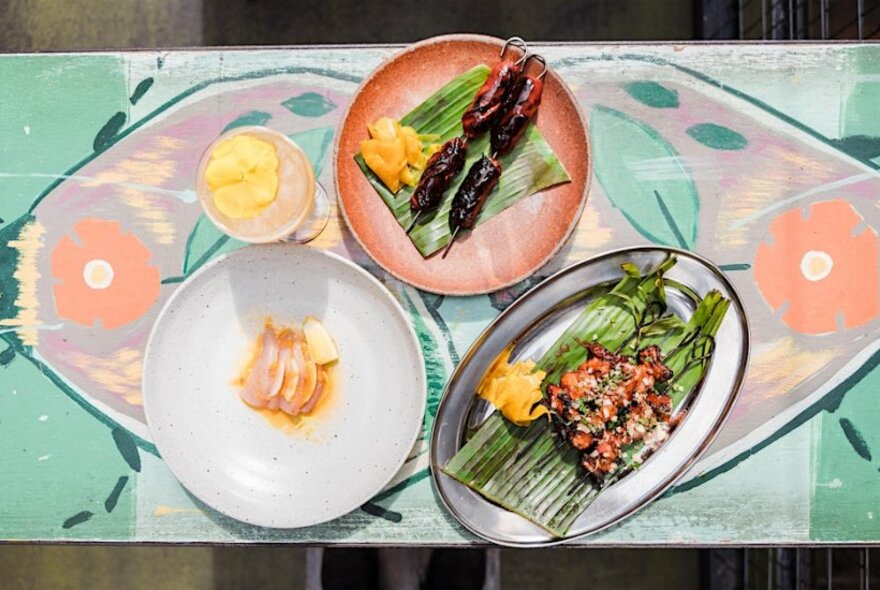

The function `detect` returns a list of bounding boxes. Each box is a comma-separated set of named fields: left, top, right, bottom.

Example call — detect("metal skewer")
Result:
left=441, top=227, right=461, bottom=259
left=526, top=54, right=548, bottom=79
left=405, top=210, right=423, bottom=234
left=501, top=37, right=529, bottom=62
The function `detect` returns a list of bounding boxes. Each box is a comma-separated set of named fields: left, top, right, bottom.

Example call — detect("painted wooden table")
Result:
left=1, top=43, right=880, bottom=545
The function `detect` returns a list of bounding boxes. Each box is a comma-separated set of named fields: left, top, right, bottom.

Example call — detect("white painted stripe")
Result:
left=0, top=172, right=197, bottom=203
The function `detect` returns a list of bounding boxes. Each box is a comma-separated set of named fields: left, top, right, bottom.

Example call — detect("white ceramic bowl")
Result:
left=143, top=244, right=426, bottom=528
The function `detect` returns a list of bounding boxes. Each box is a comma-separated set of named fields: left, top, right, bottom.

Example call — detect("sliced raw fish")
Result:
left=239, top=325, right=281, bottom=408
left=300, top=368, right=327, bottom=414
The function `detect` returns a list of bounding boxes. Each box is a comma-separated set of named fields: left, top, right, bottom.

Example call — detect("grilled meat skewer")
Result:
left=490, top=55, right=546, bottom=157
left=406, top=137, right=468, bottom=233
left=442, top=155, right=502, bottom=258
left=461, top=38, right=528, bottom=139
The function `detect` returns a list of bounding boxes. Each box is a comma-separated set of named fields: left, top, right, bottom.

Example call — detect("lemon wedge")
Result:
left=303, top=316, right=339, bottom=365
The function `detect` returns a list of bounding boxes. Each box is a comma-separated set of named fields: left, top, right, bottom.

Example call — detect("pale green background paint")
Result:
left=812, top=361, right=880, bottom=539
left=0, top=55, right=135, bottom=539
left=0, top=357, right=136, bottom=539
left=0, top=56, right=127, bottom=222
left=841, top=49, right=880, bottom=143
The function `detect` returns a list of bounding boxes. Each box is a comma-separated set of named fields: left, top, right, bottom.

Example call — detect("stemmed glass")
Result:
left=195, top=125, right=330, bottom=244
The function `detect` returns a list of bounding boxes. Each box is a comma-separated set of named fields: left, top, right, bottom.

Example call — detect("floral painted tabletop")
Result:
left=1, top=43, right=879, bottom=544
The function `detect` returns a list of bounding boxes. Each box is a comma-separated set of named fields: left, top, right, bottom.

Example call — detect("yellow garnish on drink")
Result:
left=361, top=117, right=432, bottom=193
left=477, top=347, right=548, bottom=426
left=205, top=134, right=280, bottom=219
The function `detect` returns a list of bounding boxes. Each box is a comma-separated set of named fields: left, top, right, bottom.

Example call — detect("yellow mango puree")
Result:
left=205, top=135, right=280, bottom=219
left=477, top=347, right=548, bottom=426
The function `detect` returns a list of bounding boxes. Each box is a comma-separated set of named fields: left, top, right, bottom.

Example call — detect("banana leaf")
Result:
left=353, top=65, right=571, bottom=257
left=443, top=257, right=730, bottom=537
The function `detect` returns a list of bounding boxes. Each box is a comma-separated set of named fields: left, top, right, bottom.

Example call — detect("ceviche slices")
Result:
left=236, top=317, right=338, bottom=417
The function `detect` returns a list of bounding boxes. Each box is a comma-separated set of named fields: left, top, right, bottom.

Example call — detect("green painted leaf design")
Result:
left=181, top=215, right=244, bottom=275
left=104, top=476, right=129, bottom=513
left=129, top=77, right=154, bottom=105
left=360, top=501, right=403, bottom=522
left=371, top=470, right=431, bottom=503
left=590, top=105, right=699, bottom=249
left=223, top=110, right=272, bottom=132
left=622, top=81, right=679, bottom=108
left=93, top=111, right=126, bottom=152
left=830, top=135, right=880, bottom=161
left=112, top=427, right=141, bottom=472
left=62, top=511, right=94, bottom=529
left=0, top=216, right=33, bottom=349
left=282, top=92, right=337, bottom=117
left=400, top=290, right=447, bottom=434
left=686, top=123, right=748, bottom=150
left=289, top=126, right=335, bottom=176
left=839, top=417, right=872, bottom=462
left=0, top=345, right=15, bottom=366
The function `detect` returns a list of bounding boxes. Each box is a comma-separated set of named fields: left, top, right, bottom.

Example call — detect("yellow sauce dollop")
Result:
left=477, top=347, right=549, bottom=426
left=205, top=135, right=280, bottom=219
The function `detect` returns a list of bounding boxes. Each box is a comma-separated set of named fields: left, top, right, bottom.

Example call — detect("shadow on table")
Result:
left=184, top=488, right=383, bottom=542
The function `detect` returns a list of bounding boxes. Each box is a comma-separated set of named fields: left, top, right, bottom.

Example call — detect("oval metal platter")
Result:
left=430, top=246, right=750, bottom=546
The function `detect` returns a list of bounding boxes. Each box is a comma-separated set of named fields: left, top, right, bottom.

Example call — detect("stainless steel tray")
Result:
left=430, top=247, right=750, bottom=546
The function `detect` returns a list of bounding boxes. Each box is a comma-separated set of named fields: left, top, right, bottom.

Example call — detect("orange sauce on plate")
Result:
left=231, top=317, right=339, bottom=436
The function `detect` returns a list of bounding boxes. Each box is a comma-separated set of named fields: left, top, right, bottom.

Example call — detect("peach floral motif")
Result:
left=754, top=200, right=878, bottom=334
left=50, top=219, right=161, bottom=329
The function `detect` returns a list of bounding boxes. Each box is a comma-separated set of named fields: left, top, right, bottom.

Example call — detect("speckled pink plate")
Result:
left=334, top=34, right=590, bottom=295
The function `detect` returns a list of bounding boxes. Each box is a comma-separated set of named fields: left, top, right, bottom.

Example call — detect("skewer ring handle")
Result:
left=525, top=54, right=548, bottom=79
left=501, top=37, right=530, bottom=65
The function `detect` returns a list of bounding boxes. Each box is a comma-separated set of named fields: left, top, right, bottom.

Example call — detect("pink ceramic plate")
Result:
left=334, top=34, right=591, bottom=295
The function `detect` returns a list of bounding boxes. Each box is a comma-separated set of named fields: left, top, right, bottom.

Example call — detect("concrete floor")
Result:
left=0, top=0, right=695, bottom=50
left=0, top=545, right=701, bottom=589
left=0, top=1, right=703, bottom=588
left=0, top=546, right=306, bottom=590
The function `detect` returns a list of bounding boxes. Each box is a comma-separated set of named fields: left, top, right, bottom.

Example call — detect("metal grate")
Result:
left=700, top=0, right=880, bottom=39
left=706, top=548, right=877, bottom=589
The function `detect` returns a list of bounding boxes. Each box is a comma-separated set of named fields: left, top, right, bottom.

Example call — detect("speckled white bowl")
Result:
left=143, top=244, right=426, bottom=528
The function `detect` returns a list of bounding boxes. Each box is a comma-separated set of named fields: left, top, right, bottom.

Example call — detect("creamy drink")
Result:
left=196, top=126, right=316, bottom=243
